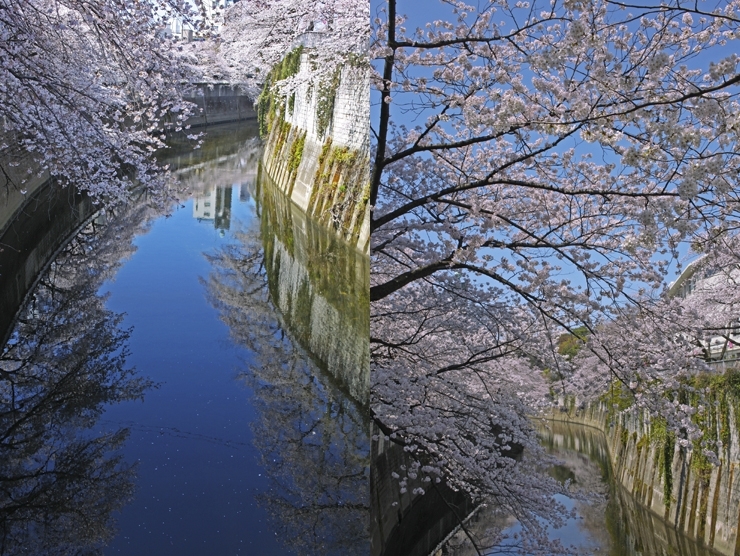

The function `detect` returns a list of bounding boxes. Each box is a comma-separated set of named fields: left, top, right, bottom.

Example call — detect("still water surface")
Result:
left=443, top=420, right=721, bottom=555
left=0, top=122, right=369, bottom=555
left=1, top=121, right=722, bottom=556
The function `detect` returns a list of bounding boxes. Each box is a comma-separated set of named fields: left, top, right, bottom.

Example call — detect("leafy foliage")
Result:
left=256, top=46, right=304, bottom=137
left=557, top=326, right=590, bottom=360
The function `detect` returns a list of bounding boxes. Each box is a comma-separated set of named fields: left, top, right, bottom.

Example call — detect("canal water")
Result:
left=0, top=120, right=726, bottom=556
left=0, top=122, right=369, bottom=555
left=440, top=420, right=721, bottom=555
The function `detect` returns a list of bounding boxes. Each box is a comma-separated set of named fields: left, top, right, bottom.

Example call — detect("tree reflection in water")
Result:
left=442, top=421, right=724, bottom=556
left=203, top=186, right=369, bottom=556
left=0, top=202, right=155, bottom=555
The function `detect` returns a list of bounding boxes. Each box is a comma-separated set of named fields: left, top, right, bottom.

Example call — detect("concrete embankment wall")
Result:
left=0, top=131, right=92, bottom=345
left=260, top=52, right=370, bottom=254
left=0, top=186, right=95, bottom=346
left=0, top=133, right=52, bottom=238
left=370, top=424, right=476, bottom=556
left=258, top=169, right=369, bottom=404
left=549, top=400, right=740, bottom=555
left=181, top=83, right=255, bottom=127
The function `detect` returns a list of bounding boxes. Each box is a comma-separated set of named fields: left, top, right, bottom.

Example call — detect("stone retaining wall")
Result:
left=260, top=52, right=370, bottom=254
left=181, top=83, right=255, bottom=127
left=549, top=400, right=740, bottom=555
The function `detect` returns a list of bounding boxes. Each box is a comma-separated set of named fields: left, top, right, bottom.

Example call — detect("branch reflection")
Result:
left=0, top=202, right=155, bottom=555
left=203, top=170, right=370, bottom=556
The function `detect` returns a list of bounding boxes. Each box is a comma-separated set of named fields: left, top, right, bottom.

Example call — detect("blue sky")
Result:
left=369, top=0, right=740, bottom=298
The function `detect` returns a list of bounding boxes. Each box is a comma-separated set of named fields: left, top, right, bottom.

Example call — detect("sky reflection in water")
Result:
left=441, top=420, right=722, bottom=555
left=0, top=123, right=369, bottom=556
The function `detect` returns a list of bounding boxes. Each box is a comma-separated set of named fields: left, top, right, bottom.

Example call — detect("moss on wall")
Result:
left=646, top=417, right=675, bottom=510
left=599, top=380, right=634, bottom=425
left=259, top=50, right=370, bottom=253
left=265, top=120, right=306, bottom=198
left=287, top=130, right=306, bottom=175
left=306, top=141, right=369, bottom=245
left=256, top=46, right=304, bottom=138
left=315, top=68, right=341, bottom=139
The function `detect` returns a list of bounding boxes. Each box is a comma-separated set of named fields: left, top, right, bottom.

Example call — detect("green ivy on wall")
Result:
left=315, top=69, right=341, bottom=139
left=256, top=46, right=304, bottom=138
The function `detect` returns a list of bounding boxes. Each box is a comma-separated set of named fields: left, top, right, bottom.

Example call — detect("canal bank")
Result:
left=437, top=420, right=725, bottom=555
left=180, top=83, right=255, bottom=128
left=0, top=185, right=95, bottom=347
left=257, top=46, right=371, bottom=254
left=538, top=421, right=725, bottom=556
left=548, top=389, right=740, bottom=555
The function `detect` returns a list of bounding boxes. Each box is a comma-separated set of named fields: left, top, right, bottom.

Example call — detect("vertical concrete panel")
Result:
left=548, top=401, right=740, bottom=555
left=262, top=51, right=370, bottom=254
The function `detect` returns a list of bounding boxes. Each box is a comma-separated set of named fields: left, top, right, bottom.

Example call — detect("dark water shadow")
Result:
left=0, top=202, right=156, bottom=555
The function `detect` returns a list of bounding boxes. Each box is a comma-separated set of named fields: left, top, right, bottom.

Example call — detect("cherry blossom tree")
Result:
left=218, top=0, right=369, bottom=93
left=0, top=0, right=201, bottom=203
left=370, top=0, right=740, bottom=547
left=562, top=242, right=740, bottom=444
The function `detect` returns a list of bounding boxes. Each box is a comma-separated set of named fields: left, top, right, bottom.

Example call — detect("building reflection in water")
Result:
left=202, top=163, right=370, bottom=555
left=193, top=185, right=233, bottom=231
